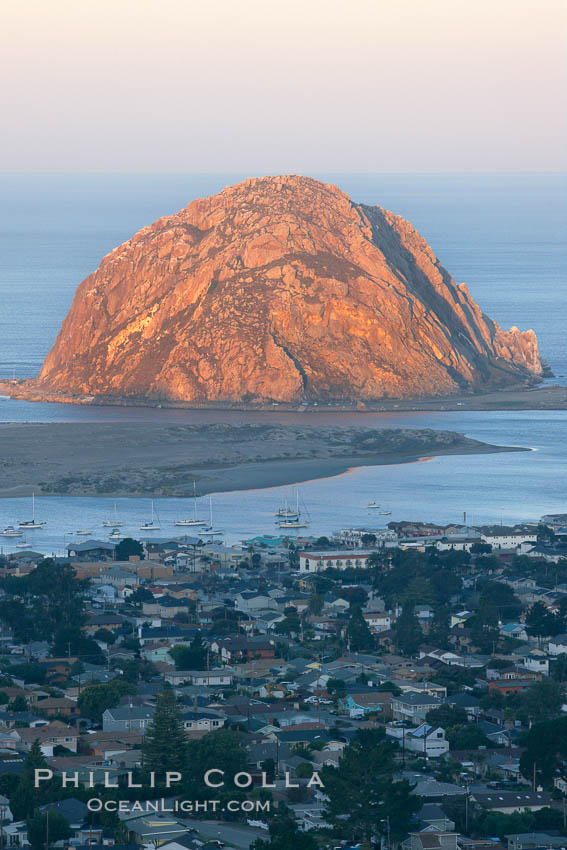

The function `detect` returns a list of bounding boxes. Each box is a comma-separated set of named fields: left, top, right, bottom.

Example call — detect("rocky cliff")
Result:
left=32, top=176, right=543, bottom=403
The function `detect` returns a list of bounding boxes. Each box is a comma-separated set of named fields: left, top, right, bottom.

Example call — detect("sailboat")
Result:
left=275, top=496, right=299, bottom=518
left=175, top=482, right=208, bottom=527
left=367, top=502, right=380, bottom=509
left=378, top=509, right=392, bottom=515
left=76, top=526, right=93, bottom=536
left=278, top=491, right=309, bottom=528
left=102, top=503, right=123, bottom=527
left=18, top=493, right=47, bottom=528
left=200, top=497, right=224, bottom=536
left=140, top=501, right=161, bottom=531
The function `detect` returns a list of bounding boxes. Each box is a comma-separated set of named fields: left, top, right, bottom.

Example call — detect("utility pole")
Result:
left=382, top=816, right=390, bottom=850
left=0, top=804, right=5, bottom=850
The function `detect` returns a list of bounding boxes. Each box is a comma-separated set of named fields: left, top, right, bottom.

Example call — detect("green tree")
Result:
left=307, top=593, right=323, bottom=614
left=142, top=688, right=187, bottom=775
left=346, top=606, right=374, bottom=651
left=426, top=704, right=468, bottom=728
left=27, top=811, right=71, bottom=850
left=184, top=728, right=247, bottom=799
left=169, top=633, right=207, bottom=670
left=403, top=576, right=436, bottom=606
left=429, top=605, right=451, bottom=649
left=77, top=679, right=136, bottom=722
left=471, top=542, right=492, bottom=554
left=342, top=587, right=369, bottom=608
left=478, top=581, right=522, bottom=622
left=321, top=729, right=418, bottom=841
left=5, top=664, right=46, bottom=684
left=0, top=560, right=87, bottom=642
left=446, top=724, right=491, bottom=750
left=394, top=604, right=422, bottom=656
left=93, top=627, right=117, bottom=645
left=526, top=602, right=563, bottom=641
left=8, top=695, right=28, bottom=713
left=129, top=586, right=154, bottom=604
left=520, top=716, right=567, bottom=785
left=252, top=805, right=317, bottom=850
left=274, top=615, right=301, bottom=636
left=115, top=538, right=144, bottom=561
left=51, top=626, right=106, bottom=665
left=10, top=740, right=50, bottom=820
left=522, top=680, right=564, bottom=723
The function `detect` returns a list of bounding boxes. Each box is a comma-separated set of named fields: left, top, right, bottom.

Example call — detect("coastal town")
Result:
left=0, top=513, right=566, bottom=850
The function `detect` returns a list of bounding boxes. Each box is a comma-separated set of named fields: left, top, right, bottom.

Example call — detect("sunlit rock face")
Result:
left=36, top=175, right=543, bottom=403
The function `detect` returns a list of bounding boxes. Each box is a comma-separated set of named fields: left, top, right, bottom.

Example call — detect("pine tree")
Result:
left=346, top=606, right=374, bottom=651
left=395, top=604, right=423, bottom=656
left=142, top=688, right=187, bottom=774
left=11, top=739, right=49, bottom=820
left=429, top=605, right=450, bottom=649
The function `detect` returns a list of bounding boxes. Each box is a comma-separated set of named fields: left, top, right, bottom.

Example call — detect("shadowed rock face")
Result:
left=36, top=175, right=542, bottom=403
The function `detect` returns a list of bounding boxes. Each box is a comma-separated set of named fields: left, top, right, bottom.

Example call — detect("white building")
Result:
left=339, top=528, right=398, bottom=548
left=363, top=611, right=391, bottom=632
left=164, top=670, right=233, bottom=686
left=549, top=634, right=567, bottom=656
left=386, top=723, right=449, bottom=758
left=299, top=551, right=375, bottom=572
left=480, top=530, right=538, bottom=549
left=435, top=538, right=479, bottom=552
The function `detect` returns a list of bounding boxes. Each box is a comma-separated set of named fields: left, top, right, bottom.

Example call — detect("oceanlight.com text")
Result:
left=86, top=798, right=271, bottom=814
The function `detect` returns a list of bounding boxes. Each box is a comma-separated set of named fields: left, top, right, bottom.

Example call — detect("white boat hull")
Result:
left=174, top=520, right=208, bottom=526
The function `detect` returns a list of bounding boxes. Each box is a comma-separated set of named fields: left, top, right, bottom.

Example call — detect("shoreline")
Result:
left=0, top=419, right=527, bottom=499
left=186, top=444, right=527, bottom=499
left=0, top=383, right=566, bottom=414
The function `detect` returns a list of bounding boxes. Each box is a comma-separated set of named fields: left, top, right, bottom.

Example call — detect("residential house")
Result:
left=102, top=705, right=155, bottom=732
left=391, top=692, right=445, bottom=722
left=338, top=691, right=393, bottom=718
left=470, top=791, right=552, bottom=814
left=16, top=722, right=79, bottom=755
left=386, top=723, right=449, bottom=759
left=164, top=670, right=233, bottom=687
left=181, top=710, right=225, bottom=732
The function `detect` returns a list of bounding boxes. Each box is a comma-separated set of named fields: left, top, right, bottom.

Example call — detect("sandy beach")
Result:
left=0, top=422, right=527, bottom=498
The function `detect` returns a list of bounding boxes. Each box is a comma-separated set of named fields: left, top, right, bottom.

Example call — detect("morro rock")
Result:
left=34, top=176, right=542, bottom=404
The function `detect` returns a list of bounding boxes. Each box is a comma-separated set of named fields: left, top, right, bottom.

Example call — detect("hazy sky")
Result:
left=1, top=0, right=566, bottom=172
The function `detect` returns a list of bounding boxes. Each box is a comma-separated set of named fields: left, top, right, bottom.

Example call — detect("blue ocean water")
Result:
left=0, top=173, right=565, bottom=546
